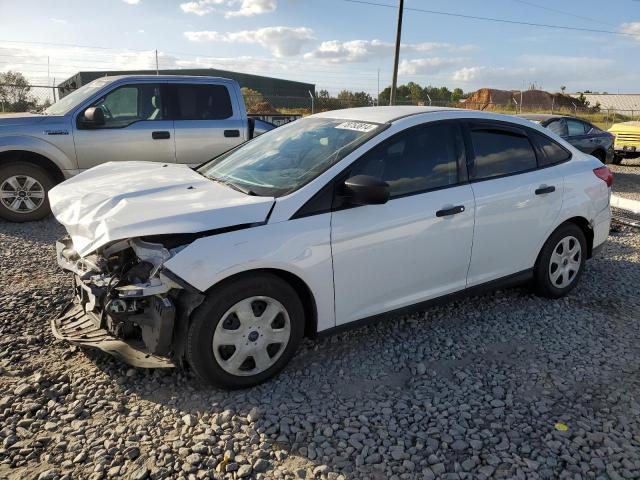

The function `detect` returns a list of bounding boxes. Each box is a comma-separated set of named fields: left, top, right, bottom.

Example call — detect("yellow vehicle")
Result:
left=608, top=121, right=640, bottom=164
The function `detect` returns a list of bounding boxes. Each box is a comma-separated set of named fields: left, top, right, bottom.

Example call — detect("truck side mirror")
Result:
left=83, top=106, right=105, bottom=126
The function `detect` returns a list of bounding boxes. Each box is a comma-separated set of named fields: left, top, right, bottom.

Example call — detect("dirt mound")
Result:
left=463, top=88, right=577, bottom=111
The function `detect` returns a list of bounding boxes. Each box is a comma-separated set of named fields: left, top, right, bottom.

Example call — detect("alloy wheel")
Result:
left=0, top=175, right=45, bottom=213
left=548, top=235, right=581, bottom=289
left=212, top=296, right=291, bottom=376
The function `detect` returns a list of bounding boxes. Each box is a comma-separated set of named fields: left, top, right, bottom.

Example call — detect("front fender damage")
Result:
left=52, top=235, right=205, bottom=368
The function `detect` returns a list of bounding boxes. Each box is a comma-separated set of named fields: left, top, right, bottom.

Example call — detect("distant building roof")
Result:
left=570, top=94, right=640, bottom=113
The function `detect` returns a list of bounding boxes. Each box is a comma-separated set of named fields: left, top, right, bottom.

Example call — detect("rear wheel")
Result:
left=534, top=223, right=587, bottom=298
left=0, top=162, right=54, bottom=222
left=186, top=273, right=305, bottom=389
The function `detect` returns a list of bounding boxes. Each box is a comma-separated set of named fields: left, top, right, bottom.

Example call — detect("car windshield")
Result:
left=44, top=78, right=114, bottom=115
left=198, top=117, right=384, bottom=197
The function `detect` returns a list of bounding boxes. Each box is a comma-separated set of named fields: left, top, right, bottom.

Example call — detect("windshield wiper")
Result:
left=214, top=178, right=257, bottom=196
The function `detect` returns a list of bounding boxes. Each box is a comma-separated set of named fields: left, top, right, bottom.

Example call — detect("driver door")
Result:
left=73, top=83, right=176, bottom=170
left=331, top=121, right=475, bottom=325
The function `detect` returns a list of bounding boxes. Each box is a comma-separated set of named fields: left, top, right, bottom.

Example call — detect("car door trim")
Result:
left=316, top=268, right=533, bottom=337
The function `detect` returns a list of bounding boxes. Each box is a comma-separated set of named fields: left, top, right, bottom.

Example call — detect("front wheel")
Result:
left=533, top=223, right=587, bottom=298
left=186, top=273, right=305, bottom=389
left=0, top=161, right=54, bottom=222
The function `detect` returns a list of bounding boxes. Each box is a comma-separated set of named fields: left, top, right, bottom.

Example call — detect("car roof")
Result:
left=310, top=106, right=454, bottom=124
left=91, top=74, right=236, bottom=84
left=517, top=114, right=565, bottom=122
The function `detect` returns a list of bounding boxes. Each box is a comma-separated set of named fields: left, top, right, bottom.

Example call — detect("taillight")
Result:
left=593, top=165, right=613, bottom=187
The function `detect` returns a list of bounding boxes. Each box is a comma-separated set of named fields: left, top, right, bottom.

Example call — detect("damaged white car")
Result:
left=51, top=107, right=611, bottom=388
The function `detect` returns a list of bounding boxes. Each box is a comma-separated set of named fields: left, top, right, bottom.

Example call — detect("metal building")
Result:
left=57, top=68, right=315, bottom=108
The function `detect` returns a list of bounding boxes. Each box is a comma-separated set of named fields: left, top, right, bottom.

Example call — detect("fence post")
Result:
left=308, top=90, right=314, bottom=115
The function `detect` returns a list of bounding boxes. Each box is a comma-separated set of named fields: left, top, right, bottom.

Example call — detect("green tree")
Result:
left=0, top=71, right=36, bottom=112
left=451, top=88, right=464, bottom=102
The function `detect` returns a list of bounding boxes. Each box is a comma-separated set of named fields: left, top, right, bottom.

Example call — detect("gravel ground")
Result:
left=611, top=158, right=640, bottom=203
left=1, top=218, right=640, bottom=480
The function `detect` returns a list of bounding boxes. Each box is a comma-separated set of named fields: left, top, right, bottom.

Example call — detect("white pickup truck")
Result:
left=0, top=75, right=272, bottom=221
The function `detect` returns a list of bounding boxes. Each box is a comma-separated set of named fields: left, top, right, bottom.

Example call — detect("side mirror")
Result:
left=83, top=106, right=105, bottom=126
left=343, top=175, right=390, bottom=206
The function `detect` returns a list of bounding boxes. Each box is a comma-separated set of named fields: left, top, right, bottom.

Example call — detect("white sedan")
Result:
left=50, top=106, right=612, bottom=388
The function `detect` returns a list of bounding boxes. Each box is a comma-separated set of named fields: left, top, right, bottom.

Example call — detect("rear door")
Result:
left=465, top=121, right=565, bottom=286
left=73, top=82, right=176, bottom=169
left=171, top=83, right=246, bottom=166
left=331, top=121, right=475, bottom=325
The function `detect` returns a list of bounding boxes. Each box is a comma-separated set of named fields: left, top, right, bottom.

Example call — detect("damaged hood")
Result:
left=49, top=161, right=275, bottom=256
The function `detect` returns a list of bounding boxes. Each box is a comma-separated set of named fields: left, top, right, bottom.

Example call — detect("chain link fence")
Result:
left=3, top=84, right=640, bottom=131
left=0, top=84, right=57, bottom=113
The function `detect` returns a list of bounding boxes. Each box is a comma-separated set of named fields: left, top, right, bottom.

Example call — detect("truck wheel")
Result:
left=593, top=150, right=606, bottom=164
left=533, top=223, right=587, bottom=299
left=611, top=155, right=622, bottom=165
left=0, top=162, right=54, bottom=222
left=186, top=273, right=305, bottom=389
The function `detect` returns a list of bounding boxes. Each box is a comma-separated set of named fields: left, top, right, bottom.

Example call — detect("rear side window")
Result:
left=566, top=119, right=587, bottom=136
left=470, top=128, right=537, bottom=180
left=531, top=132, right=571, bottom=166
left=175, top=84, right=233, bottom=120
left=351, top=122, right=462, bottom=197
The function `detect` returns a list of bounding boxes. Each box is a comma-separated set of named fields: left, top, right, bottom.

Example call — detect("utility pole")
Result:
left=389, top=0, right=404, bottom=106
left=377, top=68, right=380, bottom=106
left=155, top=50, right=159, bottom=75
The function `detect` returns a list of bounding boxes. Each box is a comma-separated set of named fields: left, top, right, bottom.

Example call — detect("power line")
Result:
left=344, top=0, right=636, bottom=37
left=509, top=0, right=617, bottom=28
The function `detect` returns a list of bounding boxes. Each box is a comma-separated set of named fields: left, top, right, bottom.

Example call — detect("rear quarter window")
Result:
left=531, top=131, right=572, bottom=167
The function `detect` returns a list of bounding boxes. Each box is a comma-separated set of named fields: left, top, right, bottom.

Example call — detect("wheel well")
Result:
left=592, top=148, right=606, bottom=161
left=0, top=150, right=65, bottom=184
left=207, top=268, right=319, bottom=339
left=563, top=217, right=594, bottom=258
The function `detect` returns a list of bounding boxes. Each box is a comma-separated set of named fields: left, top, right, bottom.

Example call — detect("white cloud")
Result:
left=451, top=55, right=614, bottom=90
left=399, top=58, right=460, bottom=75
left=304, top=39, right=474, bottom=63
left=184, top=27, right=315, bottom=57
left=620, top=22, right=640, bottom=39
left=180, top=0, right=275, bottom=17
left=123, top=0, right=141, bottom=4
left=226, top=0, right=277, bottom=17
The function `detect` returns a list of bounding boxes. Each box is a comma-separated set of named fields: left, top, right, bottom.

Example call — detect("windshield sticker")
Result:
left=335, top=121, right=378, bottom=132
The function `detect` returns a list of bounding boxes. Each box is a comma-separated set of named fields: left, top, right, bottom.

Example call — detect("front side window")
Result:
left=198, top=117, right=384, bottom=196
left=470, top=127, right=537, bottom=180
left=84, top=84, right=163, bottom=127
left=175, top=84, right=233, bottom=120
left=546, top=119, right=567, bottom=137
left=566, top=119, right=587, bottom=136
left=350, top=122, right=461, bottom=197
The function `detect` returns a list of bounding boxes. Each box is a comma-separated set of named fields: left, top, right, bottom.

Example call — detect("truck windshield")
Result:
left=44, top=78, right=113, bottom=115
left=198, top=117, right=384, bottom=197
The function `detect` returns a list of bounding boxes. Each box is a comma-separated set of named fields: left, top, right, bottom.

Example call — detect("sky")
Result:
left=0, top=0, right=639, bottom=97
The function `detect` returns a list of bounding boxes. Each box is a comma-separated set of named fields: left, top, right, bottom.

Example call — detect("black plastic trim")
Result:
left=317, top=269, right=534, bottom=338
left=161, top=267, right=203, bottom=294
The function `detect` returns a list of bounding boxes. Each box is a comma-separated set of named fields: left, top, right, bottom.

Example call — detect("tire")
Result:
left=533, top=223, right=587, bottom=299
left=611, top=155, right=623, bottom=165
left=0, top=161, right=55, bottom=222
left=186, top=273, right=305, bottom=389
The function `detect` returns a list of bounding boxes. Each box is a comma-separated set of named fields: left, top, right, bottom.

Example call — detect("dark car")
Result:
left=519, top=114, right=614, bottom=164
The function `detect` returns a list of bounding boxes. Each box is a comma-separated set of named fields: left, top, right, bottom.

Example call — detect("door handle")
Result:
left=224, top=129, right=240, bottom=138
left=535, top=185, right=556, bottom=195
left=152, top=131, right=170, bottom=140
left=436, top=205, right=465, bottom=217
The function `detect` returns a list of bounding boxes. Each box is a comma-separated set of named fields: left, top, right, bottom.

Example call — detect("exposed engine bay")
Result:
left=53, top=236, right=203, bottom=367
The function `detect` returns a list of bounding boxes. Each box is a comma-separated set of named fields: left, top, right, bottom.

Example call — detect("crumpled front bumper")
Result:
left=52, top=301, right=174, bottom=369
